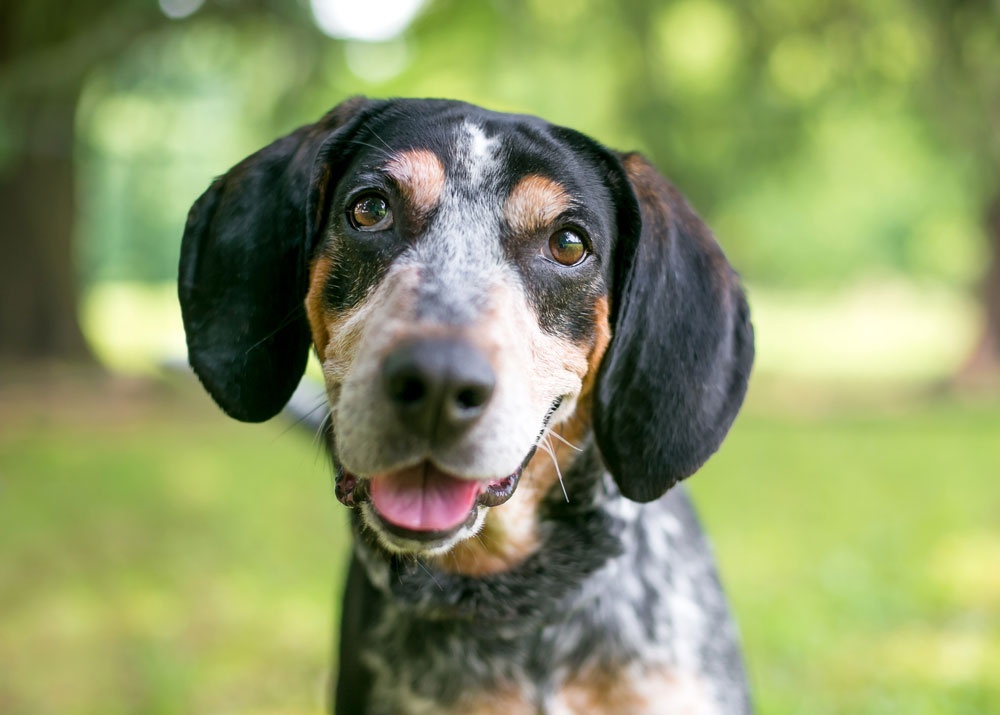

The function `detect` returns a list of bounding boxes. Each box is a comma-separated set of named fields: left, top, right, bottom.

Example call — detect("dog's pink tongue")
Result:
left=369, top=465, right=480, bottom=532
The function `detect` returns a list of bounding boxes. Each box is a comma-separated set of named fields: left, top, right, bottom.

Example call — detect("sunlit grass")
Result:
left=749, top=279, right=978, bottom=382
left=82, top=282, right=188, bottom=374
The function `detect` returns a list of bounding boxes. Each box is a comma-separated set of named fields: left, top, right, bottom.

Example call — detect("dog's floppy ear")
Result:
left=178, top=97, right=377, bottom=422
left=593, top=153, right=754, bottom=503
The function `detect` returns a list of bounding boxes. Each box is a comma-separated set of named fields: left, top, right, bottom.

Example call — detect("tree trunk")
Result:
left=955, top=193, right=1000, bottom=388
left=0, top=90, right=94, bottom=363
left=0, top=2, right=163, bottom=366
left=0, top=2, right=290, bottom=366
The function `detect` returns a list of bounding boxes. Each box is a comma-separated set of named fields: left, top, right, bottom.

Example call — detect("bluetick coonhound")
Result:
left=178, top=97, right=755, bottom=714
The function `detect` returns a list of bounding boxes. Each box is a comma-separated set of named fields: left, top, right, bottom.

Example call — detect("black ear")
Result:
left=178, top=97, right=377, bottom=422
left=593, top=153, right=754, bottom=503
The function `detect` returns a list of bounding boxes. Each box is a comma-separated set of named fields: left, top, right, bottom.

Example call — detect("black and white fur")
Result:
left=179, top=97, right=754, bottom=714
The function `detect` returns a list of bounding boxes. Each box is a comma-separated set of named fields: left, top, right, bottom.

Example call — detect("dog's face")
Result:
left=305, top=107, right=621, bottom=553
left=179, top=98, right=753, bottom=558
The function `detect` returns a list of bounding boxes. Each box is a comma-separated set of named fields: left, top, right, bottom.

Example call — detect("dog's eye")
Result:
left=547, top=229, right=589, bottom=266
left=348, top=194, right=393, bottom=231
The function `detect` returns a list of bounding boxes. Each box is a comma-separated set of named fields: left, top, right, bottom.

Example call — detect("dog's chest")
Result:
left=363, top=610, right=720, bottom=715
left=374, top=666, right=719, bottom=715
left=360, top=496, right=731, bottom=715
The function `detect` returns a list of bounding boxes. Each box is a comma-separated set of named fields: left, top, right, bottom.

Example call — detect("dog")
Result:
left=178, top=97, right=754, bottom=714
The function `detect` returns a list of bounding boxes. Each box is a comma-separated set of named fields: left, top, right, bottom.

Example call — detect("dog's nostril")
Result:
left=381, top=338, right=496, bottom=443
left=388, top=373, right=427, bottom=404
left=455, top=386, right=490, bottom=411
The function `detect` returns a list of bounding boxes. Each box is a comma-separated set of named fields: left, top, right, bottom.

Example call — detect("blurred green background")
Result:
left=1, top=1, right=998, bottom=713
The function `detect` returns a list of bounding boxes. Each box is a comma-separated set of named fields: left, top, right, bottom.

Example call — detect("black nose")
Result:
left=381, top=338, right=496, bottom=444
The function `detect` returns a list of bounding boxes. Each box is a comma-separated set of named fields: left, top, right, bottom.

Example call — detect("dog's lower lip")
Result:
left=376, top=505, right=481, bottom=542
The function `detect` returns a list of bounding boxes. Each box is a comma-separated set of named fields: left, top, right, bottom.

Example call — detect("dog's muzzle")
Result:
left=333, top=336, right=530, bottom=541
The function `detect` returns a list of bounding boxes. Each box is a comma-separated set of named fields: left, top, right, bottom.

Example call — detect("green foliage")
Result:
left=717, top=108, right=984, bottom=287
left=66, top=0, right=996, bottom=289
left=76, top=19, right=330, bottom=282
left=1, top=381, right=998, bottom=713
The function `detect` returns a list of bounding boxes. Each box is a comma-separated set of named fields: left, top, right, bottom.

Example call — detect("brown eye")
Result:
left=348, top=194, right=392, bottom=230
left=547, top=229, right=589, bottom=266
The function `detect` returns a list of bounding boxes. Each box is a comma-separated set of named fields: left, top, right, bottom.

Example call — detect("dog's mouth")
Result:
left=335, top=459, right=526, bottom=541
left=332, top=398, right=561, bottom=547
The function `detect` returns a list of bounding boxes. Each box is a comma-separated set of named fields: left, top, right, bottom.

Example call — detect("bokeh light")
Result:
left=310, top=0, right=426, bottom=41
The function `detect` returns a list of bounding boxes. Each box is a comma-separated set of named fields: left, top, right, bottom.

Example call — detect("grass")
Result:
left=0, top=376, right=346, bottom=714
left=1, top=373, right=998, bottom=714
left=693, top=393, right=1000, bottom=714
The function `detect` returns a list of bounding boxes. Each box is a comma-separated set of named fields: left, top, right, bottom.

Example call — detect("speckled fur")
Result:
left=177, top=98, right=754, bottom=715
left=344, top=438, right=749, bottom=715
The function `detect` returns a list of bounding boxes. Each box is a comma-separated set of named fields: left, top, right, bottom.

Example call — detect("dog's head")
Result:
left=179, top=97, right=753, bottom=556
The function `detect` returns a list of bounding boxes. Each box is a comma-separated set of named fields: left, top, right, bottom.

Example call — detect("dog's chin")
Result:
left=335, top=458, right=528, bottom=556
left=359, top=501, right=487, bottom=556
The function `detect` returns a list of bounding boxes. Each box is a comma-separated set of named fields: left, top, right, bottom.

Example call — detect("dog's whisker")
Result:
left=367, top=126, right=394, bottom=154
left=347, top=139, right=393, bottom=160
left=312, top=404, right=333, bottom=446
left=416, top=559, right=444, bottom=591
left=546, top=428, right=583, bottom=452
left=310, top=414, right=330, bottom=466
left=541, top=436, right=570, bottom=503
left=276, top=396, right=330, bottom=448
left=243, top=305, right=305, bottom=356
left=474, top=528, right=491, bottom=549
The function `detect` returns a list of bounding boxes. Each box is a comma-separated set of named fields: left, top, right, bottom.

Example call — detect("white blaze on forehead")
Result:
left=411, top=121, right=506, bottom=324
left=458, top=121, right=501, bottom=187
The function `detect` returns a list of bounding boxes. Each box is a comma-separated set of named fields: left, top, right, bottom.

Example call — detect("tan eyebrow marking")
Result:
left=504, top=174, right=573, bottom=235
left=384, top=149, right=446, bottom=219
